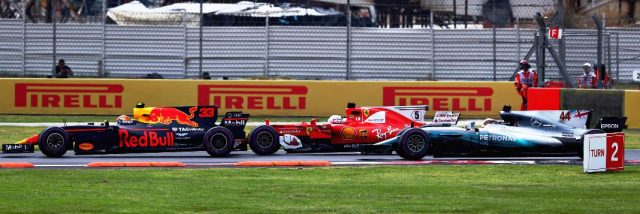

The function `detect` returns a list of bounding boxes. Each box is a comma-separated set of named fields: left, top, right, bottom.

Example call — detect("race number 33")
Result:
left=583, top=133, right=625, bottom=173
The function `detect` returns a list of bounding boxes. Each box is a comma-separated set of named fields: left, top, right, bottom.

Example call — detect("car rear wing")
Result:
left=596, top=117, right=627, bottom=133
left=384, top=105, right=429, bottom=123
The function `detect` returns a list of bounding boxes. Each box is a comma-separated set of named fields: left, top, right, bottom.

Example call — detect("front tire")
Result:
left=248, top=125, right=280, bottom=155
left=38, top=127, right=70, bottom=157
left=396, top=128, right=429, bottom=160
left=203, top=127, right=234, bottom=157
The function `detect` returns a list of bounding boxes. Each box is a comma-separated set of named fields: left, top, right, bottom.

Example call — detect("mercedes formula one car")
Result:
left=2, top=103, right=249, bottom=157
left=246, top=103, right=429, bottom=156
left=375, top=106, right=627, bottom=160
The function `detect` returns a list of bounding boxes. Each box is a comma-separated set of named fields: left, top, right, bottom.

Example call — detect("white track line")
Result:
left=34, top=164, right=87, bottom=167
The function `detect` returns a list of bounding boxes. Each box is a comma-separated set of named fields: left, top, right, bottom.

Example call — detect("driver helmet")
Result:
left=117, top=115, right=131, bottom=123
left=327, top=115, right=343, bottom=124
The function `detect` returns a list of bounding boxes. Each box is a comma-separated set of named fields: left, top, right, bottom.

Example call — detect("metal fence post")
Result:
left=492, top=0, right=496, bottom=81
left=536, top=13, right=546, bottom=87
left=492, top=24, right=497, bottom=81
left=594, top=15, right=603, bottom=67
left=198, top=0, right=203, bottom=78
left=346, top=0, right=352, bottom=80
left=182, top=11, right=187, bottom=78
left=52, top=0, right=57, bottom=76
left=21, top=2, right=26, bottom=76
left=516, top=17, right=520, bottom=60
left=430, top=11, right=435, bottom=80
left=616, top=33, right=619, bottom=82
left=101, top=0, right=106, bottom=77
left=264, top=10, right=269, bottom=76
left=607, top=33, right=611, bottom=77
left=557, top=0, right=565, bottom=63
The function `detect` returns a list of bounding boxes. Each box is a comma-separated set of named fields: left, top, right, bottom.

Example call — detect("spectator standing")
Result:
left=55, top=59, right=73, bottom=78
left=514, top=60, right=538, bottom=111
left=577, top=63, right=596, bottom=89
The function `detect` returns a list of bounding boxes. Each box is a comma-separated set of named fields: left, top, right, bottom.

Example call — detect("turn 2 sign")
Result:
left=583, top=133, right=625, bottom=173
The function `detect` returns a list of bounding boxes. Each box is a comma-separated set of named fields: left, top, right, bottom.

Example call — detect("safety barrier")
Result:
left=0, top=162, right=35, bottom=168
left=0, top=78, right=520, bottom=117
left=528, top=88, right=639, bottom=128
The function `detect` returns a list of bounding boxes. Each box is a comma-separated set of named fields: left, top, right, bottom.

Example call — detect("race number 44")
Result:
left=583, top=133, right=625, bottom=173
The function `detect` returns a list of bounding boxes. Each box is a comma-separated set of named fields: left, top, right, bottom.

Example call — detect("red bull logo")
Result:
left=138, top=107, right=199, bottom=127
left=119, top=130, right=175, bottom=148
left=383, top=87, right=493, bottom=112
left=14, top=83, right=123, bottom=108
left=198, top=85, right=307, bottom=110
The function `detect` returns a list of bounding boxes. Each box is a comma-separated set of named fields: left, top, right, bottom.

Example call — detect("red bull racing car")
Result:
left=2, top=103, right=249, bottom=157
left=247, top=103, right=429, bottom=158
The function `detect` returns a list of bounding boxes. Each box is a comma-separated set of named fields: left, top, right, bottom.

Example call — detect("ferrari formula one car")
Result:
left=247, top=103, right=429, bottom=157
left=2, top=103, right=249, bottom=157
left=375, top=106, right=627, bottom=160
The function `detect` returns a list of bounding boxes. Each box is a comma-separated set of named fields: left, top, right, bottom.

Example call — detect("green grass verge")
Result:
left=0, top=114, right=324, bottom=123
left=0, top=126, right=44, bottom=145
left=0, top=166, right=638, bottom=213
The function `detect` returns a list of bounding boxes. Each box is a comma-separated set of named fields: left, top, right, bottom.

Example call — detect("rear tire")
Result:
left=38, top=127, right=70, bottom=157
left=396, top=128, right=429, bottom=160
left=248, top=125, right=280, bottom=155
left=203, top=127, right=234, bottom=157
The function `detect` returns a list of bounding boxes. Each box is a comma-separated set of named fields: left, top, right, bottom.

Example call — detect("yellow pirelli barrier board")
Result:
left=625, top=90, right=640, bottom=129
left=0, top=78, right=522, bottom=117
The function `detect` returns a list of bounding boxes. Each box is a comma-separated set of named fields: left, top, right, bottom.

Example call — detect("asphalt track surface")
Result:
left=2, top=150, right=640, bottom=167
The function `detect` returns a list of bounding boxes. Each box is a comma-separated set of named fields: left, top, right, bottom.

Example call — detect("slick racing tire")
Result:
left=578, top=129, right=606, bottom=159
left=248, top=125, right=280, bottom=155
left=203, top=127, right=234, bottom=157
left=38, top=127, right=71, bottom=157
left=396, top=128, right=430, bottom=160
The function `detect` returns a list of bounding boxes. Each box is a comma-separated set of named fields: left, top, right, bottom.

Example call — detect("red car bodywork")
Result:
left=248, top=104, right=428, bottom=154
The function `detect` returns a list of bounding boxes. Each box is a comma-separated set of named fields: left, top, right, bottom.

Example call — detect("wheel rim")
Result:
left=46, top=133, right=64, bottom=151
left=407, top=135, right=425, bottom=153
left=209, top=133, right=228, bottom=150
left=255, top=131, right=274, bottom=149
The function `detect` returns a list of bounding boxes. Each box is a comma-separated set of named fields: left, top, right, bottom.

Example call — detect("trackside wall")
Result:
left=0, top=78, right=520, bottom=118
